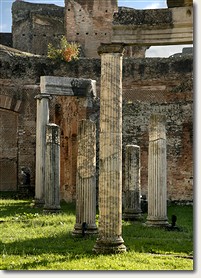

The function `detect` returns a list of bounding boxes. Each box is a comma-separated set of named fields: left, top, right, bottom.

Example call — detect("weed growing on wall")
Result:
left=47, top=36, right=80, bottom=62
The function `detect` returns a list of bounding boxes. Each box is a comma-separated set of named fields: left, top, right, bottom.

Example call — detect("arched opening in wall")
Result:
left=0, top=108, right=18, bottom=191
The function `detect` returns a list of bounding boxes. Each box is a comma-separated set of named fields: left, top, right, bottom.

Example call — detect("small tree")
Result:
left=47, top=36, right=80, bottom=62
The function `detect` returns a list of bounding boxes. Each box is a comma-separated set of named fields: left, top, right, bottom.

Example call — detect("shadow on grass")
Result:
left=1, top=232, right=95, bottom=255
left=0, top=200, right=76, bottom=219
left=0, top=199, right=193, bottom=270
left=122, top=205, right=193, bottom=255
left=1, top=216, right=193, bottom=258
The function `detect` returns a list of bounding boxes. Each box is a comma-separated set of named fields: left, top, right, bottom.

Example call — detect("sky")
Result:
left=0, top=0, right=194, bottom=57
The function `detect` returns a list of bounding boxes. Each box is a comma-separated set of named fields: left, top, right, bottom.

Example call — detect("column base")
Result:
left=43, top=206, right=61, bottom=214
left=93, top=236, right=127, bottom=254
left=123, top=209, right=142, bottom=221
left=32, top=198, right=45, bottom=208
left=145, top=217, right=169, bottom=227
left=72, top=223, right=98, bottom=237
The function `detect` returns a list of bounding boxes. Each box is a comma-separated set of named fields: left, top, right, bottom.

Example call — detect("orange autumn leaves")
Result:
left=48, top=36, right=80, bottom=62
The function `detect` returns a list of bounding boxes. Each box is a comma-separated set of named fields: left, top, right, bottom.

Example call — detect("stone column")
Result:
left=123, top=145, right=142, bottom=221
left=72, top=119, right=98, bottom=236
left=43, top=124, right=61, bottom=213
left=34, top=94, right=51, bottom=207
left=145, top=114, right=169, bottom=227
left=93, top=44, right=126, bottom=254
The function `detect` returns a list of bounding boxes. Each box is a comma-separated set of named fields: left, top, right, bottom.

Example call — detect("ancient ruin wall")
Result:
left=12, top=1, right=65, bottom=55
left=0, top=46, right=41, bottom=192
left=65, top=0, right=118, bottom=58
left=0, top=44, right=193, bottom=201
left=10, top=1, right=148, bottom=59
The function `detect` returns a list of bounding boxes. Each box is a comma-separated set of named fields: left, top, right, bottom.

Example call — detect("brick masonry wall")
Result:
left=0, top=45, right=193, bottom=201
left=65, top=0, right=118, bottom=58
left=12, top=1, right=65, bottom=55
left=0, top=79, right=39, bottom=191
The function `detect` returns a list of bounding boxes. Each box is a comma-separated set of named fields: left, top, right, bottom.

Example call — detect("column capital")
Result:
left=34, top=94, right=52, bottom=100
left=98, top=43, right=125, bottom=55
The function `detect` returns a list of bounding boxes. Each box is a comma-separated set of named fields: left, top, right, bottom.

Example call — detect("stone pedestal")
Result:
left=145, top=114, right=169, bottom=227
left=34, top=94, right=51, bottom=207
left=123, top=145, right=142, bottom=221
left=43, top=124, right=61, bottom=213
left=72, top=120, right=98, bottom=236
left=93, top=44, right=126, bottom=254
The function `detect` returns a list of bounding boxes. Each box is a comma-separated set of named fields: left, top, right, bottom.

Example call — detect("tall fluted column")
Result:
left=34, top=94, right=51, bottom=207
left=72, top=119, right=98, bottom=236
left=123, top=145, right=142, bottom=221
left=145, top=114, right=169, bottom=227
left=43, top=124, right=61, bottom=213
left=93, top=44, right=126, bottom=254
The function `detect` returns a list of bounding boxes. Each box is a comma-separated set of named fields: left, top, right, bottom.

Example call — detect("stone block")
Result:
left=40, top=76, right=96, bottom=97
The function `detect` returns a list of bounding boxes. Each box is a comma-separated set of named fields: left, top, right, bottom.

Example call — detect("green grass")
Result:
left=0, top=198, right=193, bottom=270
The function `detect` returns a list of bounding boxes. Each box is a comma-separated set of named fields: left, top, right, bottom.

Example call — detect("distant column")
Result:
left=72, top=119, right=98, bottom=236
left=123, top=145, right=142, bottom=221
left=34, top=94, right=51, bottom=207
left=43, top=124, right=61, bottom=213
left=145, top=114, right=169, bottom=227
left=93, top=44, right=126, bottom=254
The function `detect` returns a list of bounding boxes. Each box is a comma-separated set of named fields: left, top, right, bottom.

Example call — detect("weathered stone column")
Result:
left=123, top=145, right=142, bottom=221
left=93, top=44, right=126, bottom=254
left=34, top=94, right=51, bottom=207
left=145, top=114, right=169, bottom=227
left=72, top=119, right=98, bottom=236
left=43, top=123, right=61, bottom=213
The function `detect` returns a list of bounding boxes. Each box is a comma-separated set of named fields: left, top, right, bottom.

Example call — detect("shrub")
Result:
left=47, top=36, right=80, bottom=62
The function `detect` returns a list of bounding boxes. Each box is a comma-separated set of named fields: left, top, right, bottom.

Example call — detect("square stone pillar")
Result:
left=93, top=44, right=126, bottom=254
left=145, top=114, right=169, bottom=227
left=34, top=94, right=51, bottom=207
left=72, top=119, right=98, bottom=236
left=43, top=123, right=61, bottom=213
left=123, top=145, right=142, bottom=221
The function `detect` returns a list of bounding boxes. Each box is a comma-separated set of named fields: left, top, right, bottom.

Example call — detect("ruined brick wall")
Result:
left=11, top=1, right=147, bottom=59
left=0, top=44, right=193, bottom=201
left=65, top=2, right=147, bottom=58
left=12, top=1, right=65, bottom=55
left=122, top=57, right=193, bottom=201
left=0, top=45, right=100, bottom=201
left=0, top=49, right=39, bottom=191
left=65, top=0, right=118, bottom=58
left=53, top=95, right=99, bottom=202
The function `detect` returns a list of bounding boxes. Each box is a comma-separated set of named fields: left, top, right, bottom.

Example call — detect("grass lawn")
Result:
left=0, top=198, right=193, bottom=271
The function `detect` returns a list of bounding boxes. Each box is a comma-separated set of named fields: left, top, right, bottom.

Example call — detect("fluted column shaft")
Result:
left=72, top=119, right=98, bottom=236
left=34, top=94, right=51, bottom=206
left=123, top=145, right=142, bottom=220
left=146, top=114, right=169, bottom=227
left=43, top=124, right=61, bottom=213
left=93, top=44, right=126, bottom=254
